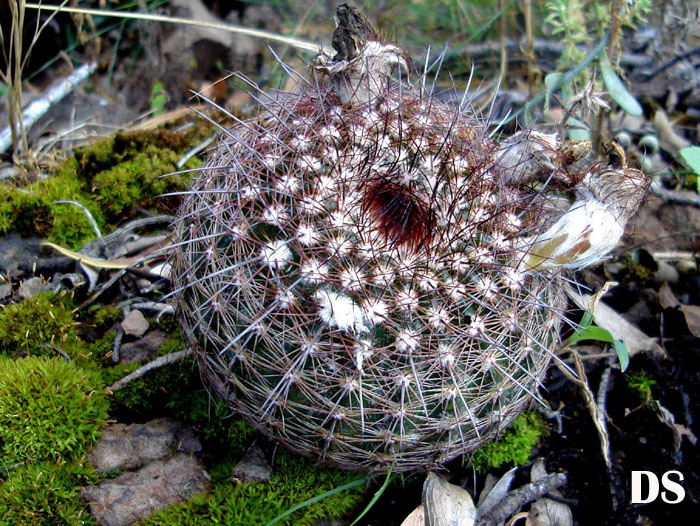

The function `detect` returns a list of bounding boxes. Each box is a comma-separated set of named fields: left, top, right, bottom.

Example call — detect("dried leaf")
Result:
left=654, top=110, right=692, bottom=156
left=657, top=284, right=700, bottom=337
left=42, top=242, right=141, bottom=269
left=527, top=459, right=573, bottom=526
left=658, top=282, right=679, bottom=310
left=655, top=401, right=698, bottom=450
left=423, top=472, right=476, bottom=526
left=679, top=304, right=700, bottom=338
left=400, top=504, right=425, bottom=526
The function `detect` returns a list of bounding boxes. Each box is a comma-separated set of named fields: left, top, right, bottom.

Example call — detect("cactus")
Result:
left=170, top=5, right=648, bottom=472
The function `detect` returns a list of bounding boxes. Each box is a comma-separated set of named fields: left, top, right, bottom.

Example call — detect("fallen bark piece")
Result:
left=88, top=418, right=201, bottom=474
left=81, top=453, right=210, bottom=526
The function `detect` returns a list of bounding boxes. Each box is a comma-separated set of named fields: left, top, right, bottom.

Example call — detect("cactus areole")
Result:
left=171, top=5, right=649, bottom=472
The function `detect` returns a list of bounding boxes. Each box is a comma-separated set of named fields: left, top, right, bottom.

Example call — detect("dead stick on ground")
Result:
left=556, top=352, right=612, bottom=471
left=476, top=472, right=567, bottom=526
left=106, top=349, right=193, bottom=393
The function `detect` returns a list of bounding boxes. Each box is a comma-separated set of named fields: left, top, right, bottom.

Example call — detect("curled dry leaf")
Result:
left=655, top=400, right=698, bottom=451
left=423, top=472, right=476, bottom=526
left=400, top=504, right=425, bottom=526
left=527, top=459, right=572, bottom=526
left=657, top=283, right=700, bottom=338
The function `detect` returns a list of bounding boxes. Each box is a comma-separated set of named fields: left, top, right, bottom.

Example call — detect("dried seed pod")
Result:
left=170, top=5, right=648, bottom=472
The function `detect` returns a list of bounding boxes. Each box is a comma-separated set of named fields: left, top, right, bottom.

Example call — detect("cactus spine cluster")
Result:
left=171, top=5, right=648, bottom=472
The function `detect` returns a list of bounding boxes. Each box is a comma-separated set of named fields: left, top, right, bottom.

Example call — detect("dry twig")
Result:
left=106, top=349, right=193, bottom=393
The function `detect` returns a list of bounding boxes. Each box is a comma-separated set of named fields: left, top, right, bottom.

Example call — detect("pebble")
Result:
left=18, top=276, right=59, bottom=298
left=82, top=418, right=207, bottom=526
left=88, top=418, right=202, bottom=474
left=0, top=282, right=11, bottom=300
left=231, top=442, right=272, bottom=483
left=81, top=454, right=210, bottom=526
left=118, top=330, right=168, bottom=364
left=121, top=309, right=150, bottom=338
left=653, top=260, right=679, bottom=284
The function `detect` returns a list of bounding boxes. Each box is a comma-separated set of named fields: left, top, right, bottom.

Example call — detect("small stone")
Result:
left=18, top=276, right=59, bottom=299
left=81, top=454, right=210, bottom=526
left=88, top=418, right=201, bottom=474
left=118, top=330, right=168, bottom=364
left=231, top=442, right=272, bottom=483
left=676, top=259, right=697, bottom=274
left=121, top=310, right=149, bottom=337
left=653, top=260, right=679, bottom=284
left=0, top=234, right=42, bottom=274
left=0, top=283, right=11, bottom=300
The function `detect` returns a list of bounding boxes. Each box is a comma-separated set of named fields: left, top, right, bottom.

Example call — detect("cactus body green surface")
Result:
left=171, top=78, right=572, bottom=472
left=171, top=6, right=647, bottom=472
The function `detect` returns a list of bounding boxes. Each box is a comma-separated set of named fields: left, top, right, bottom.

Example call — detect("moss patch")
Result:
left=0, top=292, right=83, bottom=360
left=0, top=355, right=109, bottom=467
left=107, top=334, right=252, bottom=457
left=0, top=126, right=208, bottom=249
left=140, top=452, right=365, bottom=526
left=472, top=412, right=547, bottom=473
left=0, top=458, right=98, bottom=526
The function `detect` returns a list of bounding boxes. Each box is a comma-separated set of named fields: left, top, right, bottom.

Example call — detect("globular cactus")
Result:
left=171, top=5, right=648, bottom=472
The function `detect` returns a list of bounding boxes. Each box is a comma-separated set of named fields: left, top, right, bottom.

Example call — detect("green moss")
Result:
left=0, top=293, right=82, bottom=359
left=0, top=164, right=103, bottom=248
left=626, top=370, right=657, bottom=406
left=108, top=345, right=252, bottom=457
left=90, top=145, right=182, bottom=222
left=0, top=126, right=207, bottom=249
left=0, top=355, right=109, bottom=467
left=617, top=254, right=654, bottom=285
left=0, top=458, right=98, bottom=526
left=140, top=452, right=365, bottom=526
left=471, top=412, right=547, bottom=473
left=86, top=305, right=122, bottom=333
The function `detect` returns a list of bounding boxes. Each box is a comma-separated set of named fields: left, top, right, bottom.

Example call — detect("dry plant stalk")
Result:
left=1, top=0, right=70, bottom=159
left=170, top=4, right=649, bottom=472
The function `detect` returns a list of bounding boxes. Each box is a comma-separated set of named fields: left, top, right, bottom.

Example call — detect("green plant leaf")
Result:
left=150, top=80, right=167, bottom=116
left=680, top=146, right=700, bottom=178
left=349, top=467, right=395, bottom=526
left=614, top=339, right=630, bottom=372
left=599, top=52, right=642, bottom=116
left=264, top=476, right=367, bottom=526
left=568, top=312, right=630, bottom=372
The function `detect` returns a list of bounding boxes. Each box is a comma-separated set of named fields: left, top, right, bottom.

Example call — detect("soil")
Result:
left=2, top=1, right=700, bottom=524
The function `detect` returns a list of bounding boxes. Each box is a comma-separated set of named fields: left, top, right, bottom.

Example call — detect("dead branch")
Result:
left=106, top=349, right=193, bottom=393
left=476, top=472, right=567, bottom=526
